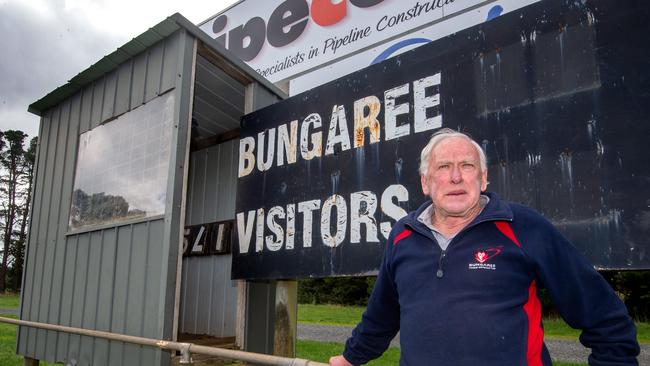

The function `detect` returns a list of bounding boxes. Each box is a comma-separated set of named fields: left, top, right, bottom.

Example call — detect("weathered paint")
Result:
left=234, top=0, right=650, bottom=279
left=353, top=96, right=381, bottom=148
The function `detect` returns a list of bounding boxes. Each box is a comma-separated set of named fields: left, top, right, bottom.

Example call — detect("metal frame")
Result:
left=0, top=316, right=327, bottom=366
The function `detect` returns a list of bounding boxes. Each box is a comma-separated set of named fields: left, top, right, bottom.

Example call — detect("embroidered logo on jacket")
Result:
left=469, top=247, right=502, bottom=271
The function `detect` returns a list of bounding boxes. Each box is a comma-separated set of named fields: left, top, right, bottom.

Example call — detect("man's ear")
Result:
left=421, top=174, right=430, bottom=196
left=480, top=169, right=488, bottom=191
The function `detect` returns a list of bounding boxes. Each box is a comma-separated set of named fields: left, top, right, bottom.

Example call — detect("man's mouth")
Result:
left=446, top=190, right=466, bottom=197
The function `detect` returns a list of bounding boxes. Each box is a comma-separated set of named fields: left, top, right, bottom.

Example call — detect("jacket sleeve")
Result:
left=342, top=231, right=401, bottom=365
left=521, top=214, right=640, bottom=365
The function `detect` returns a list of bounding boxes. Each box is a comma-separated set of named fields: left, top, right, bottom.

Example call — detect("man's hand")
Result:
left=329, top=355, right=354, bottom=366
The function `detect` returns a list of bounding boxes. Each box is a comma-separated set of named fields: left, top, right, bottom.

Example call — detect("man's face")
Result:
left=420, top=137, right=488, bottom=218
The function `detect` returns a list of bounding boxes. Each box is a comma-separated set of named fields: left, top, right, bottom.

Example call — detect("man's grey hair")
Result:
left=418, top=128, right=487, bottom=176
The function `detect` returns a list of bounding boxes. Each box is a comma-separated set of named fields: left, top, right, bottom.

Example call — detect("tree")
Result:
left=0, top=130, right=30, bottom=292
left=9, top=137, right=37, bottom=290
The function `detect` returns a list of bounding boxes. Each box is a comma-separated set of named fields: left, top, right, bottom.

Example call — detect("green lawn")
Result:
left=299, top=304, right=366, bottom=326
left=297, top=339, right=585, bottom=366
left=298, top=340, right=400, bottom=365
left=0, top=314, right=57, bottom=366
left=0, top=293, right=20, bottom=309
left=0, top=294, right=23, bottom=365
left=0, top=315, right=21, bottom=366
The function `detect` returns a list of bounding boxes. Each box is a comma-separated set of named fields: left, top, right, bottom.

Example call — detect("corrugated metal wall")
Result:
left=179, top=140, right=238, bottom=337
left=18, top=30, right=191, bottom=366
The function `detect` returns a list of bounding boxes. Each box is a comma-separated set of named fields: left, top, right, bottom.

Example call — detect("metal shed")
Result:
left=21, top=13, right=285, bottom=366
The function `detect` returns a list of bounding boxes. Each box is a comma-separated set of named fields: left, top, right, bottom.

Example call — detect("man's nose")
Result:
left=450, top=165, right=462, bottom=183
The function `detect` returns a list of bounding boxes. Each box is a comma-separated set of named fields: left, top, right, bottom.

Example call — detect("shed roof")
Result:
left=28, top=13, right=286, bottom=116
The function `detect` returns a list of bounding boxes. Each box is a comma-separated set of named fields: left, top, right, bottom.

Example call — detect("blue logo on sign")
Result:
left=371, top=3, right=504, bottom=66
left=370, top=38, right=431, bottom=65
left=487, top=5, right=503, bottom=21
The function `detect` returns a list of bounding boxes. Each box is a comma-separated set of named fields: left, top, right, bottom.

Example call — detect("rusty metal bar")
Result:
left=0, top=316, right=328, bottom=366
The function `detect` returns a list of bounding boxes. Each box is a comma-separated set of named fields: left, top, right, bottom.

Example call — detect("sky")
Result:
left=0, top=0, right=239, bottom=139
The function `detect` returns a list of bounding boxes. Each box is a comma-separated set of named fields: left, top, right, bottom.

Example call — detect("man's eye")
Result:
left=462, top=163, right=475, bottom=170
left=438, top=164, right=450, bottom=170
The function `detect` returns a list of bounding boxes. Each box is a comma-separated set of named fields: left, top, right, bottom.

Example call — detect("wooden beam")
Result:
left=191, top=128, right=240, bottom=151
left=197, top=42, right=252, bottom=86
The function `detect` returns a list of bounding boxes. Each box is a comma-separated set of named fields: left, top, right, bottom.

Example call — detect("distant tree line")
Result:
left=70, top=189, right=145, bottom=230
left=0, top=130, right=36, bottom=293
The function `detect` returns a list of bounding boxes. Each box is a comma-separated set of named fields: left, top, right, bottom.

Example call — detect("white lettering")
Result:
left=236, top=210, right=256, bottom=253
left=266, top=206, right=285, bottom=251
left=353, top=96, right=381, bottom=147
left=191, top=226, right=205, bottom=253
left=300, top=113, right=323, bottom=160
left=350, top=191, right=379, bottom=243
left=321, top=194, right=347, bottom=247
left=277, top=120, right=298, bottom=166
left=298, top=200, right=321, bottom=248
left=384, top=83, right=410, bottom=140
left=257, top=129, right=276, bottom=171
left=236, top=184, right=411, bottom=252
left=414, top=73, right=442, bottom=133
left=238, top=137, right=255, bottom=177
left=380, top=184, right=409, bottom=239
left=256, top=208, right=265, bottom=252
left=183, top=228, right=190, bottom=253
left=325, top=105, right=351, bottom=155
left=286, top=204, right=295, bottom=250
left=215, top=224, right=225, bottom=252
left=238, top=73, right=443, bottom=175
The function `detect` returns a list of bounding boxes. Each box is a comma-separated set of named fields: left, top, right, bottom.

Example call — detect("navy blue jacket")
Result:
left=343, top=192, right=639, bottom=365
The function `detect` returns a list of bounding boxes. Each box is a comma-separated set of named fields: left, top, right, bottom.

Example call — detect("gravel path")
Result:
left=298, top=323, right=649, bottom=364
left=0, top=308, right=18, bottom=316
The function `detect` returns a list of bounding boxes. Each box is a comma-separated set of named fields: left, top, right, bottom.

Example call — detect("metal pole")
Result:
left=0, top=317, right=328, bottom=366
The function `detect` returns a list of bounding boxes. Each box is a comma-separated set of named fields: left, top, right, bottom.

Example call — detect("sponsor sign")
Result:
left=288, top=0, right=541, bottom=94
left=199, top=0, right=541, bottom=84
left=233, top=0, right=650, bottom=279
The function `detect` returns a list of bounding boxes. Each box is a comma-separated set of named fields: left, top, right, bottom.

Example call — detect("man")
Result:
left=330, top=128, right=639, bottom=365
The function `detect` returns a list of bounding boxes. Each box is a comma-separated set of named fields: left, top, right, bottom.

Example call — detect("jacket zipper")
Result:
left=436, top=249, right=447, bottom=278
left=407, top=216, right=513, bottom=280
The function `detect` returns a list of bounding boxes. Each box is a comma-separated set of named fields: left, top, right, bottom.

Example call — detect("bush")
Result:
left=298, top=277, right=376, bottom=306
left=602, top=270, right=650, bottom=321
left=538, top=270, right=650, bottom=321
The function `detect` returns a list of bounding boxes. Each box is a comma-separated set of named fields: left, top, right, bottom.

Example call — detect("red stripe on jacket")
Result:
left=524, top=281, right=544, bottom=366
left=393, top=228, right=412, bottom=246
left=494, top=221, right=521, bottom=247
left=495, top=221, right=544, bottom=365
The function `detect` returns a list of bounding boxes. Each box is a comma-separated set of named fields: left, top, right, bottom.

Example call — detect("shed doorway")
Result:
left=176, top=48, right=245, bottom=350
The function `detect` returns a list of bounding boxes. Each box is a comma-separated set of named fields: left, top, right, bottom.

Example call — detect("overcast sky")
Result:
left=0, top=0, right=238, bottom=139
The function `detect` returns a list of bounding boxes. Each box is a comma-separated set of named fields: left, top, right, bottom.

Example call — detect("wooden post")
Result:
left=235, top=280, right=248, bottom=350
left=273, top=280, right=298, bottom=357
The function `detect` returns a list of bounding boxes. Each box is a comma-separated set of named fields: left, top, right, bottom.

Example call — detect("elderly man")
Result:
left=330, top=128, right=639, bottom=365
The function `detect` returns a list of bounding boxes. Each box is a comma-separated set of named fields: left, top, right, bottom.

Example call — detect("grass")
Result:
left=0, top=293, right=20, bottom=309
left=0, top=295, right=23, bottom=365
left=543, top=317, right=650, bottom=344
left=298, top=304, right=366, bottom=326
left=0, top=315, right=21, bottom=366
left=296, top=339, right=586, bottom=366
left=297, top=339, right=400, bottom=365
left=0, top=314, right=57, bottom=366
left=298, top=303, right=650, bottom=344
